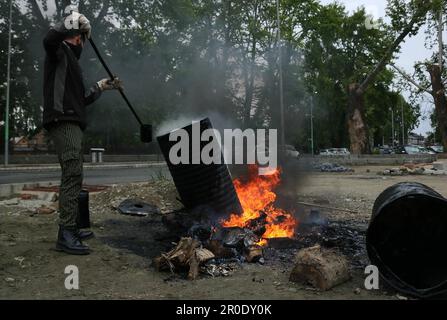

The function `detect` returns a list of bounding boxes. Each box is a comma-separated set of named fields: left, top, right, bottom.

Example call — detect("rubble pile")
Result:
left=313, top=162, right=354, bottom=173
left=381, top=162, right=447, bottom=176
left=0, top=194, right=58, bottom=215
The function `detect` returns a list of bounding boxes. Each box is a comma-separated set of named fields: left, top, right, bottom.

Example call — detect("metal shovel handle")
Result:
left=88, top=38, right=143, bottom=126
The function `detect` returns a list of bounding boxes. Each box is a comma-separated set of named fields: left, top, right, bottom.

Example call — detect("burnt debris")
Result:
left=118, top=199, right=161, bottom=217
left=156, top=206, right=367, bottom=280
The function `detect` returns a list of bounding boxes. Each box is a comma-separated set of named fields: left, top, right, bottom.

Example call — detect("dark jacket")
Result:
left=42, top=22, right=101, bottom=131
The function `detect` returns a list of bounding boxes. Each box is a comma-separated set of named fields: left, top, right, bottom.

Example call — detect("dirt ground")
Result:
left=1, top=164, right=446, bottom=300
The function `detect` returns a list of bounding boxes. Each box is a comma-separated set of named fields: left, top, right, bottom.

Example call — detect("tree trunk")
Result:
left=428, top=65, right=447, bottom=149
left=347, top=83, right=369, bottom=154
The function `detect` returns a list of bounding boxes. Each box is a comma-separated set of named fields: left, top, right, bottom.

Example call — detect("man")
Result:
left=43, top=14, right=121, bottom=255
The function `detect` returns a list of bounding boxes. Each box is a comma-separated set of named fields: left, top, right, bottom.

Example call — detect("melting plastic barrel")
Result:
left=367, top=182, right=447, bottom=298
left=157, top=118, right=243, bottom=219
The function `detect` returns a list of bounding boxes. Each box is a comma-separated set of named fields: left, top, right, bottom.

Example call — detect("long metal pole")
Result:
left=89, top=38, right=143, bottom=126
left=276, top=0, right=285, bottom=148
left=391, top=108, right=395, bottom=147
left=310, top=96, right=314, bottom=156
left=438, top=6, right=443, bottom=71
left=401, top=98, right=405, bottom=146
left=4, top=0, right=13, bottom=166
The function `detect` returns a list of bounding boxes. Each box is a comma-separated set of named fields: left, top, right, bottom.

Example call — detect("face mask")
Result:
left=66, top=42, right=83, bottom=60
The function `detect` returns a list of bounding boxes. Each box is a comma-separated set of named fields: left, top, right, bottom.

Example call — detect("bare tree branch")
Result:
left=357, top=1, right=432, bottom=95
left=390, top=63, right=432, bottom=94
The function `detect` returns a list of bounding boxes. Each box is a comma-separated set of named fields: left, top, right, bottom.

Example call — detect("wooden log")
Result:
left=154, top=238, right=215, bottom=280
left=153, top=237, right=199, bottom=271
left=289, top=245, right=351, bottom=290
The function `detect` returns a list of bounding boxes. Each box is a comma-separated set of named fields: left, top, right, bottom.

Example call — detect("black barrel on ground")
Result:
left=157, top=118, right=243, bottom=219
left=367, top=182, right=447, bottom=298
left=77, top=189, right=90, bottom=229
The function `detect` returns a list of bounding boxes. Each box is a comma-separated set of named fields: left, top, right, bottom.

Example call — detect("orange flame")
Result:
left=221, top=165, right=298, bottom=245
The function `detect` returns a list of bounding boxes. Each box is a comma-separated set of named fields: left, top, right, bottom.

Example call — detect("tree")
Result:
left=0, top=0, right=41, bottom=145
left=347, top=0, right=434, bottom=154
left=391, top=0, right=447, bottom=149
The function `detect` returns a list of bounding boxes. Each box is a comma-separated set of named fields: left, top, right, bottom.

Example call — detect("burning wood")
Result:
left=289, top=245, right=351, bottom=290
left=221, top=165, right=298, bottom=245
left=212, top=227, right=260, bottom=248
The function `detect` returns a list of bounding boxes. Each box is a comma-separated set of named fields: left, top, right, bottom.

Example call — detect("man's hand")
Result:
left=78, top=14, right=91, bottom=39
left=96, top=77, right=123, bottom=91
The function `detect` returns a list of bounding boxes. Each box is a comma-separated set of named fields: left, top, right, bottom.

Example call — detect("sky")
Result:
left=320, top=0, right=446, bottom=136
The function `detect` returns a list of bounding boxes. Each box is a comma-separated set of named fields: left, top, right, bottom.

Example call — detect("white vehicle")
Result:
left=319, top=149, right=332, bottom=156
left=417, top=146, right=436, bottom=155
left=404, top=145, right=419, bottom=155
left=320, top=148, right=350, bottom=156
left=336, top=148, right=351, bottom=156
left=429, top=145, right=444, bottom=153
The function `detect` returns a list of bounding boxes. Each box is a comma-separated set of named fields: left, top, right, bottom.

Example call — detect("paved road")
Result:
left=0, top=166, right=170, bottom=185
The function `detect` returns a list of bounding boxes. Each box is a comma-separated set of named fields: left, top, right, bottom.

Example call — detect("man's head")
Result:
left=64, top=34, right=85, bottom=59
left=64, top=34, right=85, bottom=47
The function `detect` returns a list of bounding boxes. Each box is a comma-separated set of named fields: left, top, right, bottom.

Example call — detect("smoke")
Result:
left=155, top=115, right=202, bottom=137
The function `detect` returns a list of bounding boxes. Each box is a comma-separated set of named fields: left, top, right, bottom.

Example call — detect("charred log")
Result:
left=245, top=211, right=268, bottom=237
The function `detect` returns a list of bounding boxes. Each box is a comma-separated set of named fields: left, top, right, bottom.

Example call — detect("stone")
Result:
left=36, top=206, right=56, bottom=215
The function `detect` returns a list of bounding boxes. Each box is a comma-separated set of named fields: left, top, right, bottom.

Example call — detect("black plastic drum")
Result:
left=367, top=182, right=447, bottom=298
left=77, top=189, right=90, bottom=229
left=157, top=118, right=242, bottom=219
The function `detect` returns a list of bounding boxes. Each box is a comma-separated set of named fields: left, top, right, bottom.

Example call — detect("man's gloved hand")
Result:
left=96, top=77, right=123, bottom=91
left=78, top=14, right=91, bottom=39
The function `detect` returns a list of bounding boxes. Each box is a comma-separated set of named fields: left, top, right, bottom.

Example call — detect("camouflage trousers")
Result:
left=48, top=122, right=84, bottom=228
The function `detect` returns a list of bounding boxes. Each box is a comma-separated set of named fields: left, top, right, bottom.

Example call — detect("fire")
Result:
left=221, top=165, right=298, bottom=245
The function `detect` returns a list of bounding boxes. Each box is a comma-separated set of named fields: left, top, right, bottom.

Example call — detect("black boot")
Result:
left=77, top=230, right=95, bottom=241
left=56, top=226, right=90, bottom=255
